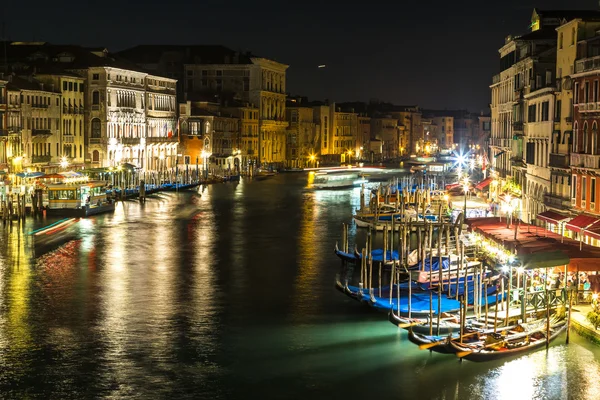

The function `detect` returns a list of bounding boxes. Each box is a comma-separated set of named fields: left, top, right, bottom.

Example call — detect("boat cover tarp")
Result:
left=369, top=289, right=505, bottom=316
left=366, top=249, right=400, bottom=262
left=409, top=257, right=450, bottom=272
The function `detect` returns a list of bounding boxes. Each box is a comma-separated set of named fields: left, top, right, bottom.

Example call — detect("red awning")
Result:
left=536, top=210, right=569, bottom=225
left=565, top=215, right=599, bottom=232
left=475, top=177, right=493, bottom=190
left=584, top=220, right=600, bottom=241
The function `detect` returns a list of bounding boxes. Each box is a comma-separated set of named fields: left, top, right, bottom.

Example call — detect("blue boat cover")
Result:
left=410, top=257, right=450, bottom=272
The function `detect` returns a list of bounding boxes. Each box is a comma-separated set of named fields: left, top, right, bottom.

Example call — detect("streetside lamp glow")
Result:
left=60, top=156, right=69, bottom=169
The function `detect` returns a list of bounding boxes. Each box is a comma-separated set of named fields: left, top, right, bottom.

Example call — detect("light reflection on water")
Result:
left=0, top=175, right=597, bottom=398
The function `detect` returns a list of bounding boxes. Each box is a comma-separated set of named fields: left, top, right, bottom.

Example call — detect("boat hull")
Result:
left=46, top=203, right=115, bottom=217
left=452, top=321, right=567, bottom=362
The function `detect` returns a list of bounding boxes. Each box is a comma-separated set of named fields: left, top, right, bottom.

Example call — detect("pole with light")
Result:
left=462, top=173, right=469, bottom=217
left=159, top=153, right=165, bottom=185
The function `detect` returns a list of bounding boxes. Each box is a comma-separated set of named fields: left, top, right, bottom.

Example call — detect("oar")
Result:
left=418, top=331, right=481, bottom=350
left=397, top=321, right=425, bottom=329
left=419, top=339, right=447, bottom=350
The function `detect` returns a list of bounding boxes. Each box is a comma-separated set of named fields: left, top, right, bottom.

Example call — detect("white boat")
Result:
left=311, top=171, right=367, bottom=189
left=43, top=180, right=115, bottom=217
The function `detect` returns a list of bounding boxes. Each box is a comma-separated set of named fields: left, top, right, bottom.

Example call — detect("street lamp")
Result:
left=347, top=150, right=353, bottom=164
left=462, top=174, right=469, bottom=216
left=159, top=153, right=165, bottom=184
left=60, top=156, right=69, bottom=170
left=309, top=154, right=316, bottom=168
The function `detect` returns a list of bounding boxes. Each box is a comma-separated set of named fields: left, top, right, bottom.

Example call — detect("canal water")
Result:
left=0, top=173, right=599, bottom=399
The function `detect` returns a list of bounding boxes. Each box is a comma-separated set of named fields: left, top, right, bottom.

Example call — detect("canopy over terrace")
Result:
left=466, top=217, right=600, bottom=271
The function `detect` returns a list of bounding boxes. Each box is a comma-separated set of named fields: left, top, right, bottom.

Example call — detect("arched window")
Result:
left=91, top=118, right=101, bottom=138
left=92, top=150, right=99, bottom=162
left=584, top=121, right=590, bottom=153
left=573, top=121, right=579, bottom=153
left=594, top=121, right=599, bottom=155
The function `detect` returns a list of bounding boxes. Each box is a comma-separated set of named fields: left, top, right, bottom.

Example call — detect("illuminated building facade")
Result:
left=36, top=72, right=86, bottom=166
left=7, top=76, right=62, bottom=171
left=285, top=104, right=317, bottom=168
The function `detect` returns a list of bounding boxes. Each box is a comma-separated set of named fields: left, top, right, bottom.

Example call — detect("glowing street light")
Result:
left=60, top=156, right=69, bottom=169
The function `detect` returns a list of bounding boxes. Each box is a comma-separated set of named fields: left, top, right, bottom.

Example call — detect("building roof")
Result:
left=517, top=27, right=557, bottom=42
left=534, top=9, right=600, bottom=22
left=116, top=45, right=255, bottom=65
left=6, top=75, right=50, bottom=92
left=0, top=42, right=156, bottom=75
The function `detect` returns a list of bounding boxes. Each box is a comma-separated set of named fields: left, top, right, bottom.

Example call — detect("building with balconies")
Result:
left=7, top=76, right=61, bottom=171
left=178, top=101, right=240, bottom=174
left=285, top=101, right=318, bottom=168
left=523, top=86, right=554, bottom=220
left=569, top=30, right=600, bottom=215
left=489, top=9, right=600, bottom=213
left=35, top=72, right=86, bottom=166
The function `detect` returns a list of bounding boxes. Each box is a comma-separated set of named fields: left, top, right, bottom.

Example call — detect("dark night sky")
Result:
left=2, top=0, right=599, bottom=112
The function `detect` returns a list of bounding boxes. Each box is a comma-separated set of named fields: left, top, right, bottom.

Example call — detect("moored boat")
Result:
left=450, top=317, right=567, bottom=362
left=44, top=180, right=115, bottom=217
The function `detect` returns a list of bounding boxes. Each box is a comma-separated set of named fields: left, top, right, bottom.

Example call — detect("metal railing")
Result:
left=32, top=129, right=51, bottom=136
left=571, top=152, right=600, bottom=169
left=32, top=155, right=51, bottom=163
left=576, top=55, right=600, bottom=73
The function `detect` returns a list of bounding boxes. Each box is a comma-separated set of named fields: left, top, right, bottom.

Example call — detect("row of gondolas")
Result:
left=335, top=191, right=567, bottom=362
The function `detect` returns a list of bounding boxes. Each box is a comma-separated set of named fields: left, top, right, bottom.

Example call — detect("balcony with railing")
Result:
left=513, top=121, right=524, bottom=131
left=549, top=153, right=569, bottom=168
left=63, top=135, right=75, bottom=143
left=32, top=103, right=49, bottom=109
left=571, top=153, right=600, bottom=169
left=490, top=137, right=512, bottom=148
left=32, top=155, right=51, bottom=163
left=89, top=137, right=102, bottom=144
left=577, top=102, right=600, bottom=113
left=32, top=129, right=52, bottom=137
left=544, top=193, right=571, bottom=210
left=146, top=136, right=178, bottom=143
left=492, top=74, right=501, bottom=84
left=575, top=55, right=600, bottom=74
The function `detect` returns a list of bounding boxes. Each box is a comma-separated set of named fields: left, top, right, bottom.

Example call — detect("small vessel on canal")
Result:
left=44, top=181, right=115, bottom=217
left=311, top=170, right=367, bottom=189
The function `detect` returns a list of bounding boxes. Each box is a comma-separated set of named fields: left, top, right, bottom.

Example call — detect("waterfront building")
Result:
left=1, top=42, right=179, bottom=172
left=570, top=30, right=600, bottom=216
left=547, top=18, right=600, bottom=214
left=489, top=9, right=600, bottom=215
left=388, top=107, right=422, bottom=155
left=357, top=114, right=371, bottom=160
left=118, top=45, right=289, bottom=166
left=5, top=81, right=23, bottom=172
left=179, top=100, right=241, bottom=174
left=523, top=85, right=555, bottom=221
left=7, top=76, right=61, bottom=172
left=223, top=103, right=259, bottom=168
left=35, top=72, right=86, bottom=166
left=285, top=102, right=317, bottom=168
left=370, top=115, right=401, bottom=160
left=0, top=78, right=8, bottom=167
left=432, top=116, right=454, bottom=150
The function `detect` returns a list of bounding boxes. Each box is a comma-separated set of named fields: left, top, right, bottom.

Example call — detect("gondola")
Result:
left=450, top=318, right=567, bottom=362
